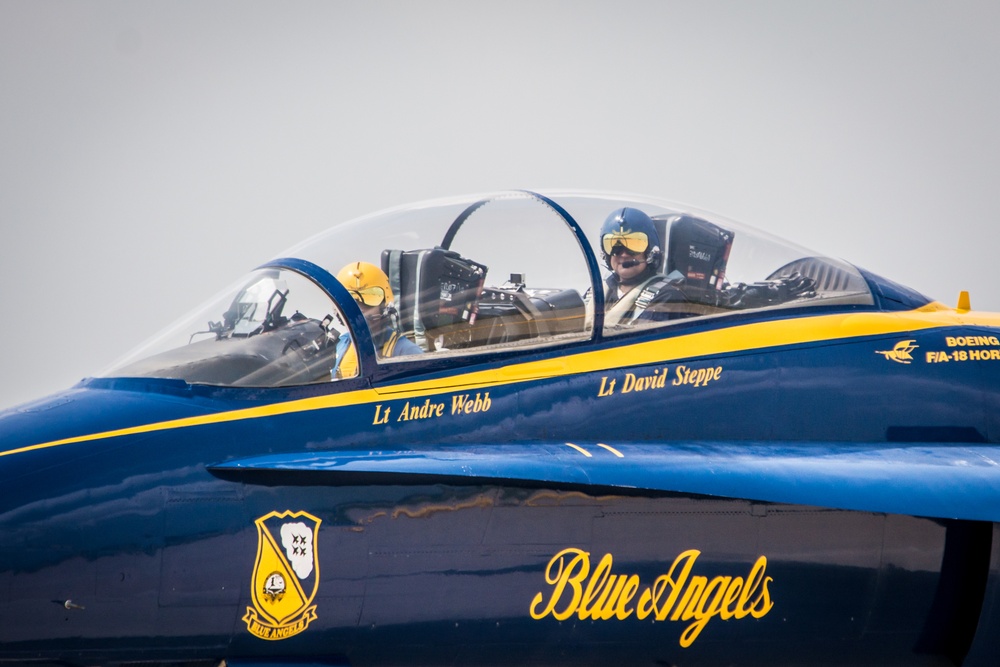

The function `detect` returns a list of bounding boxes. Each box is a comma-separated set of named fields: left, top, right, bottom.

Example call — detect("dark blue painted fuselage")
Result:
left=4, top=191, right=1000, bottom=666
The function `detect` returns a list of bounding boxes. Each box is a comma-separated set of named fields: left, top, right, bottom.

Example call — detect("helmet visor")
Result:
left=602, top=230, right=649, bottom=256
left=348, top=286, right=387, bottom=307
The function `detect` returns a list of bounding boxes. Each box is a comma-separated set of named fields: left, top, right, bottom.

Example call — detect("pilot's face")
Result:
left=610, top=248, right=647, bottom=282
left=359, top=302, right=381, bottom=321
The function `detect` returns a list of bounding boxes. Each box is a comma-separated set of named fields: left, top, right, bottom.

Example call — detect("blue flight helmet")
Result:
left=599, top=207, right=662, bottom=271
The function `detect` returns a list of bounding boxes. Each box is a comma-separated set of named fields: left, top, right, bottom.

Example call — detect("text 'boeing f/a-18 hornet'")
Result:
left=3, top=190, right=1000, bottom=667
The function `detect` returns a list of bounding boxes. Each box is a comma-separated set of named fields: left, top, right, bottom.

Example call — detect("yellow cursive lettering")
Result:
left=532, top=548, right=774, bottom=648
left=530, top=548, right=590, bottom=621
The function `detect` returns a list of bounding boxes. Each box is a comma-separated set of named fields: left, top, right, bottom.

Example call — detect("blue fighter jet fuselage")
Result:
left=2, top=191, right=1000, bottom=667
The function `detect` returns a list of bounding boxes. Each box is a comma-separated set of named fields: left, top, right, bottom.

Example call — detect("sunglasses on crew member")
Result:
left=602, top=230, right=649, bottom=256
left=348, top=286, right=386, bottom=307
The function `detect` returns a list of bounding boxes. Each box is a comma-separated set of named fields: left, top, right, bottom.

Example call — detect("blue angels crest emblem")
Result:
left=243, top=510, right=322, bottom=640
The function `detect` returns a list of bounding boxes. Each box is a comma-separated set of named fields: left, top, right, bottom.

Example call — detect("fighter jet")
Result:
left=2, top=190, right=999, bottom=667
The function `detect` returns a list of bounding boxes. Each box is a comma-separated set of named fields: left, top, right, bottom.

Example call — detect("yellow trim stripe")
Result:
left=564, top=443, right=593, bottom=458
left=597, top=443, right=625, bottom=458
left=5, top=305, right=997, bottom=459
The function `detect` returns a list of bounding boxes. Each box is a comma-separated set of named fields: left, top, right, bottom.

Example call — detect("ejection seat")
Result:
left=382, top=247, right=587, bottom=352
left=381, top=247, right=487, bottom=351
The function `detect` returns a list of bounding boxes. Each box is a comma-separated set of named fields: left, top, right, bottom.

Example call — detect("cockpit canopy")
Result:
left=105, top=191, right=877, bottom=387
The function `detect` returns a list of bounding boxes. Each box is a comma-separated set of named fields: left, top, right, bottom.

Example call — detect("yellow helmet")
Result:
left=336, top=261, right=394, bottom=309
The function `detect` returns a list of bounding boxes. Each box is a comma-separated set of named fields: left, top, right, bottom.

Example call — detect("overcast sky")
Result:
left=2, top=0, right=999, bottom=409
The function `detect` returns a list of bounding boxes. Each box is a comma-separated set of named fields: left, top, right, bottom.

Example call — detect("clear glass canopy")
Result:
left=105, top=191, right=874, bottom=387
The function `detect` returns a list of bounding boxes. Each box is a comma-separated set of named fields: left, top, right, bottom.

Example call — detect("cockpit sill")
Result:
left=74, top=293, right=916, bottom=406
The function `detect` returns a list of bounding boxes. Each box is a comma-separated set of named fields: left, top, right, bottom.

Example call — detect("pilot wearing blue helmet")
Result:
left=599, top=207, right=665, bottom=310
left=599, top=208, right=817, bottom=325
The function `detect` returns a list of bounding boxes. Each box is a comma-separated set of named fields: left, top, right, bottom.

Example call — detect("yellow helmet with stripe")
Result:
left=336, top=261, right=394, bottom=310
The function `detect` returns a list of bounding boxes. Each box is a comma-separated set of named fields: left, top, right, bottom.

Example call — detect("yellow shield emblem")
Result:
left=242, top=510, right=321, bottom=640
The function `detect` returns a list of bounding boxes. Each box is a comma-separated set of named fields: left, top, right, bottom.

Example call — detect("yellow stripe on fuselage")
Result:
left=4, top=304, right=997, bottom=459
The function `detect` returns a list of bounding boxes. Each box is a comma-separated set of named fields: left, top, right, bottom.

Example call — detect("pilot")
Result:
left=599, top=209, right=817, bottom=325
left=600, top=207, right=663, bottom=307
left=332, top=261, right=422, bottom=379
left=599, top=207, right=685, bottom=324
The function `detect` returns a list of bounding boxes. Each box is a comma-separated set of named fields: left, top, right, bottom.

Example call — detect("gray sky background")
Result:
left=2, top=0, right=999, bottom=410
